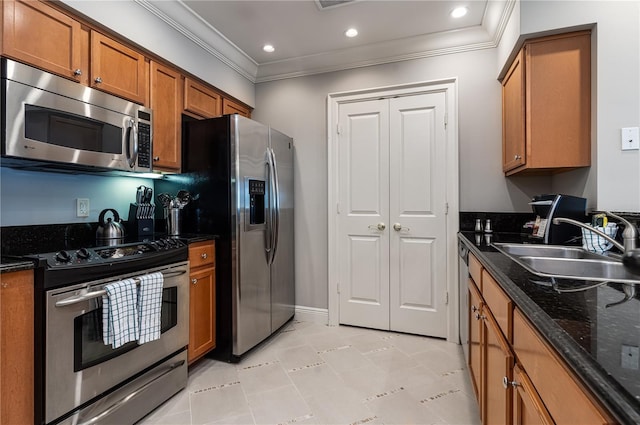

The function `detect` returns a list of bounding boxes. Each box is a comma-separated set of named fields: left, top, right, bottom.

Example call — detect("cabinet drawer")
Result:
left=513, top=309, right=611, bottom=425
left=482, top=270, right=512, bottom=341
left=469, top=252, right=483, bottom=290
left=189, top=240, right=215, bottom=268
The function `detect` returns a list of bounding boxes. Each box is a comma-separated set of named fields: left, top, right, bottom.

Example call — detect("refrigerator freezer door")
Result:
left=269, top=128, right=295, bottom=332
left=234, top=115, right=272, bottom=356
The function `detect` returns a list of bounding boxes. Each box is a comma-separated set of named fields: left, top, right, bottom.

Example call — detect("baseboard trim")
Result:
left=294, top=305, right=329, bottom=325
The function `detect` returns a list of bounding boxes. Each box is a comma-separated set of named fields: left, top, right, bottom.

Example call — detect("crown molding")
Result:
left=140, top=0, right=516, bottom=84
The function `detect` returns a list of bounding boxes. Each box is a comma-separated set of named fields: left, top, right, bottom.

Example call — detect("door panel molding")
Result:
left=328, top=79, right=459, bottom=342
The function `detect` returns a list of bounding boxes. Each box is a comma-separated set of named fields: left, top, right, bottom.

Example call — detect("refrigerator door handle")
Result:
left=269, top=147, right=281, bottom=264
left=265, top=150, right=276, bottom=264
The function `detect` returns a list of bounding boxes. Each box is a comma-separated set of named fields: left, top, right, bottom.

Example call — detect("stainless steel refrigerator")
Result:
left=176, top=114, right=294, bottom=361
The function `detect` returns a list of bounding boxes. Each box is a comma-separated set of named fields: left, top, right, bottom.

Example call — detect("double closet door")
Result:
left=337, top=91, right=448, bottom=337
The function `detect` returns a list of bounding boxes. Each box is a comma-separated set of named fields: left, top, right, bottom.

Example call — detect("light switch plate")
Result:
left=77, top=198, right=90, bottom=217
left=621, top=127, right=640, bottom=150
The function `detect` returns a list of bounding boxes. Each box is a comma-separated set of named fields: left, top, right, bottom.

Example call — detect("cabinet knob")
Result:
left=471, top=305, right=478, bottom=313
left=514, top=154, right=522, bottom=160
left=95, top=77, right=103, bottom=84
left=153, top=157, right=160, bottom=161
left=368, top=222, right=386, bottom=231
left=502, top=376, right=520, bottom=389
left=191, top=278, right=198, bottom=285
left=73, top=69, right=83, bottom=76
left=201, top=253, right=208, bottom=259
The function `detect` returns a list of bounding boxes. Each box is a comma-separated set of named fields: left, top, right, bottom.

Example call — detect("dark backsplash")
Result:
left=459, top=212, right=535, bottom=233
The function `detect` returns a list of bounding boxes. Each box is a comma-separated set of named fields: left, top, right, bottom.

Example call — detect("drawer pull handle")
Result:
left=502, top=376, right=520, bottom=389
left=191, top=278, right=198, bottom=285
left=201, top=253, right=208, bottom=259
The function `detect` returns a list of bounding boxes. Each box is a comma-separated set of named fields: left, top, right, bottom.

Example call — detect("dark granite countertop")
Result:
left=0, top=257, right=36, bottom=274
left=459, top=231, right=640, bottom=425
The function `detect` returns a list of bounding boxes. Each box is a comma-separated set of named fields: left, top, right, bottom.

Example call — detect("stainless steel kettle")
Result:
left=96, top=208, right=126, bottom=246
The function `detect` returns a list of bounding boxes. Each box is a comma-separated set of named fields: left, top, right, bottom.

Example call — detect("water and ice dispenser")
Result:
left=246, top=179, right=266, bottom=229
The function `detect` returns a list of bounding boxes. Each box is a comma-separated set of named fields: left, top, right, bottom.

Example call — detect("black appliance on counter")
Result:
left=529, top=194, right=587, bottom=245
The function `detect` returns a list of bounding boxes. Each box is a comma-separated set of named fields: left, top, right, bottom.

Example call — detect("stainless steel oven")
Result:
left=28, top=239, right=189, bottom=425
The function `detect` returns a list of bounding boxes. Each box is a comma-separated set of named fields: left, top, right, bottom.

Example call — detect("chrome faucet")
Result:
left=552, top=211, right=638, bottom=253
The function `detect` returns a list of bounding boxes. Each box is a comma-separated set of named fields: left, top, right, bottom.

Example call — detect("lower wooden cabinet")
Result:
left=466, top=252, right=614, bottom=425
left=188, top=240, right=216, bottom=364
left=0, top=269, right=34, bottom=425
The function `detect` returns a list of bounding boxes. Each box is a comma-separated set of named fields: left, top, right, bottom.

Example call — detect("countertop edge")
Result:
left=458, top=232, right=640, bottom=425
left=0, top=259, right=36, bottom=274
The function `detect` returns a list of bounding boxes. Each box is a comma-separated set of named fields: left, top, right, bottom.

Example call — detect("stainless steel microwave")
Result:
left=1, top=59, right=153, bottom=173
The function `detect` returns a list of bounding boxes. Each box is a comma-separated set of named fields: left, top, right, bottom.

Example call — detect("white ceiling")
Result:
left=145, top=0, right=513, bottom=82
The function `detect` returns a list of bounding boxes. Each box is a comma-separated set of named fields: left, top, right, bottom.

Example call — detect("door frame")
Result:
left=327, top=79, right=460, bottom=343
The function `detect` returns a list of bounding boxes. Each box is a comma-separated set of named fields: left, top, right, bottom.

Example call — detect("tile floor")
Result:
left=139, top=320, right=481, bottom=425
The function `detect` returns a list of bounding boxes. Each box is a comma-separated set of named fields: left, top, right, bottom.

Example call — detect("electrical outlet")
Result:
left=621, top=345, right=639, bottom=370
left=77, top=198, right=90, bottom=217
left=621, top=127, right=640, bottom=151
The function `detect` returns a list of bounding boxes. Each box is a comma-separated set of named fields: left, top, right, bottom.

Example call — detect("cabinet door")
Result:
left=502, top=48, right=526, bottom=173
left=468, top=278, right=483, bottom=399
left=188, top=266, right=216, bottom=364
left=150, top=62, right=182, bottom=171
left=90, top=31, right=146, bottom=104
left=526, top=32, right=591, bottom=170
left=482, top=310, right=514, bottom=425
left=0, top=269, right=34, bottom=425
left=222, top=97, right=251, bottom=118
left=512, top=364, right=553, bottom=425
left=184, top=78, right=222, bottom=118
left=2, top=0, right=83, bottom=80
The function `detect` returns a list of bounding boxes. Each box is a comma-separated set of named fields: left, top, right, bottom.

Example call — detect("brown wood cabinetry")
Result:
left=188, top=240, right=216, bottom=364
left=501, top=31, right=591, bottom=176
left=2, top=0, right=83, bottom=81
left=91, top=31, right=147, bottom=104
left=150, top=62, right=183, bottom=171
left=466, top=251, right=614, bottom=425
left=0, top=269, right=34, bottom=425
left=222, top=97, right=251, bottom=118
left=184, top=77, right=222, bottom=119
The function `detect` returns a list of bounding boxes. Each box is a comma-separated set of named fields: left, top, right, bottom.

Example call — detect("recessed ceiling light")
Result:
left=263, top=44, right=275, bottom=53
left=345, top=28, right=358, bottom=38
left=450, top=6, right=468, bottom=18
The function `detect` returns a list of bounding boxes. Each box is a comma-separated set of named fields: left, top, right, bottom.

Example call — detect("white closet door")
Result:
left=389, top=92, right=448, bottom=337
left=337, top=99, right=390, bottom=330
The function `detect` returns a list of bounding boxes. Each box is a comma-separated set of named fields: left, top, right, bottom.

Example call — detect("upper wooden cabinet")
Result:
left=222, top=97, right=251, bottom=118
left=91, top=31, right=147, bottom=104
left=150, top=61, right=182, bottom=171
left=184, top=77, right=222, bottom=119
left=501, top=31, right=591, bottom=176
left=2, top=0, right=83, bottom=81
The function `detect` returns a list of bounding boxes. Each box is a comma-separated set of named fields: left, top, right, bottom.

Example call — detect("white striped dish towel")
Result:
left=102, top=279, right=139, bottom=349
left=137, top=272, right=164, bottom=344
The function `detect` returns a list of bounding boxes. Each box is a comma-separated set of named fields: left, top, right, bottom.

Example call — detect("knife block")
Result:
left=127, top=203, right=154, bottom=237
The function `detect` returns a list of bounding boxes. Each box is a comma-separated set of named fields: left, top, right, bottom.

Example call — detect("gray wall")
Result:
left=253, top=47, right=551, bottom=310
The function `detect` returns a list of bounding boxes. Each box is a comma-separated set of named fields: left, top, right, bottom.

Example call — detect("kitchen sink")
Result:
left=493, top=243, right=610, bottom=260
left=517, top=257, right=640, bottom=284
left=492, top=243, right=640, bottom=284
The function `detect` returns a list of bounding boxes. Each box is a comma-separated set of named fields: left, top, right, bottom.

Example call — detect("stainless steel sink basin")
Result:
left=492, top=243, right=640, bottom=284
left=493, top=243, right=609, bottom=260
left=518, top=257, right=640, bottom=284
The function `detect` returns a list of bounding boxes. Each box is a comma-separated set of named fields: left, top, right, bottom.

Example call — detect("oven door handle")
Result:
left=76, top=359, right=186, bottom=425
left=54, top=269, right=188, bottom=307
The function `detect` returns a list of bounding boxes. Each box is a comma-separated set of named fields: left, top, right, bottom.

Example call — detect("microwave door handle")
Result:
left=125, top=119, right=138, bottom=169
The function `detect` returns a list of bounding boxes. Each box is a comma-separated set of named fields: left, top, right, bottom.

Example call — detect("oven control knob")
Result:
left=55, top=250, right=71, bottom=263
left=76, top=248, right=91, bottom=260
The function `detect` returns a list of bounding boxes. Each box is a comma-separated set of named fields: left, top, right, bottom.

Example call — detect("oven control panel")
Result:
left=36, top=238, right=187, bottom=268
